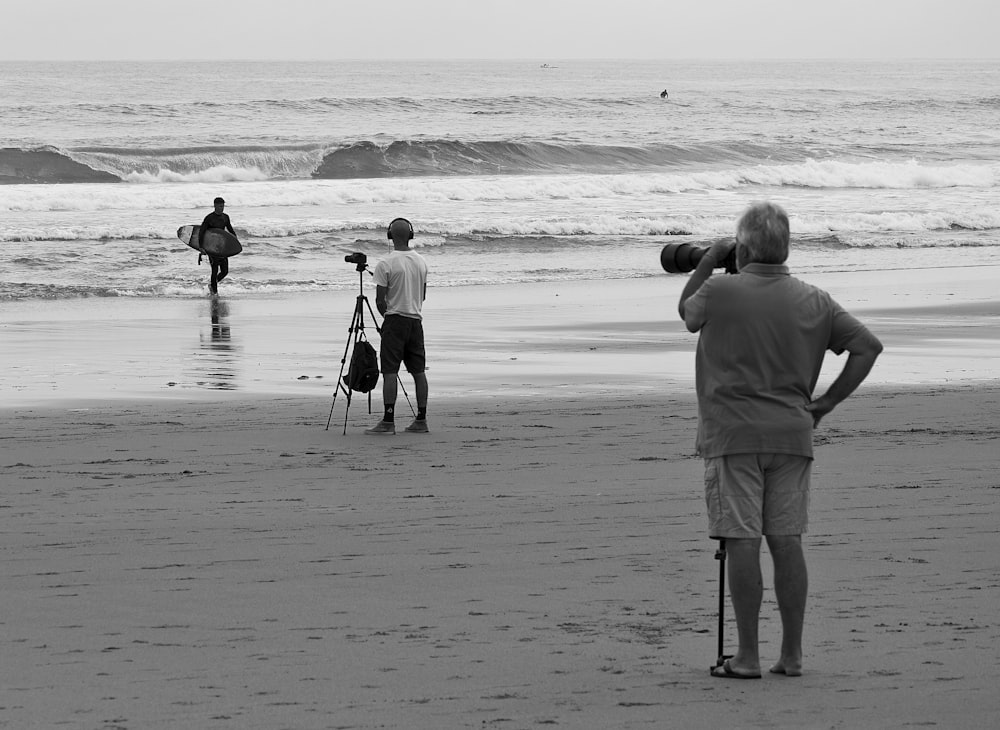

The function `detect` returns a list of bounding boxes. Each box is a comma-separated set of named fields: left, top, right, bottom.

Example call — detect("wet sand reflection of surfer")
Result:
left=195, top=298, right=238, bottom=390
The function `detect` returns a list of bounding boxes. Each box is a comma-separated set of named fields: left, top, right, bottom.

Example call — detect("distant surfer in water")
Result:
left=198, top=197, right=236, bottom=295
left=660, top=89, right=669, bottom=99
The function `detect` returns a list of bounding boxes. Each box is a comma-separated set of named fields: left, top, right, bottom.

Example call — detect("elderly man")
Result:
left=678, top=202, right=883, bottom=679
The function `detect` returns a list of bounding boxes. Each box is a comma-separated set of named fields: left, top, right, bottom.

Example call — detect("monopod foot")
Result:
left=711, top=654, right=734, bottom=672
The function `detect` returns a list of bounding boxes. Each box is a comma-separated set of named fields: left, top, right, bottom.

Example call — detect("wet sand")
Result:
left=2, top=267, right=998, bottom=407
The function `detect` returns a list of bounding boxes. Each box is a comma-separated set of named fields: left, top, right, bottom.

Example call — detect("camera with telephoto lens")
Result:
left=344, top=252, right=367, bottom=266
left=660, top=242, right=738, bottom=275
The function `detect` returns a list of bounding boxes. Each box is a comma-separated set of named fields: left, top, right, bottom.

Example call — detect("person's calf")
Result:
left=725, top=537, right=764, bottom=672
left=767, top=534, right=807, bottom=675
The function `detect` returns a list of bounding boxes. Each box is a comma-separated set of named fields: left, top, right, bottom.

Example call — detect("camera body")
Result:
left=660, top=242, right=738, bottom=275
left=344, top=252, right=367, bottom=266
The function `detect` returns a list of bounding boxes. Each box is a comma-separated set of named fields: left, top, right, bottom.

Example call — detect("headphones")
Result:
left=387, top=217, right=414, bottom=241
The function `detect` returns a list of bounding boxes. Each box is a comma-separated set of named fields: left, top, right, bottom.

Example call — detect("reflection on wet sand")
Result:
left=193, top=298, right=240, bottom=390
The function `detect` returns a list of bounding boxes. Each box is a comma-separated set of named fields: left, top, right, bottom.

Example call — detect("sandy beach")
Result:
left=2, top=267, right=999, bottom=728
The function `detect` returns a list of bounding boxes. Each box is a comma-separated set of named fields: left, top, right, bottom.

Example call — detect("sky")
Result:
left=4, top=0, right=998, bottom=61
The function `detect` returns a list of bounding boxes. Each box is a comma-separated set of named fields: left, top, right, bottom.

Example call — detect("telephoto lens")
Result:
left=660, top=243, right=738, bottom=274
left=660, top=243, right=704, bottom=273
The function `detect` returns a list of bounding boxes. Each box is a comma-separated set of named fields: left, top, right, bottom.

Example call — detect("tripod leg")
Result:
left=395, top=374, right=415, bottom=416
left=361, top=295, right=416, bottom=416
left=342, top=391, right=351, bottom=435
left=341, top=295, right=371, bottom=434
left=326, top=300, right=364, bottom=431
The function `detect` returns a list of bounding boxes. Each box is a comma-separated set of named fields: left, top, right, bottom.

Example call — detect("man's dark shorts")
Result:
left=380, top=314, right=425, bottom=375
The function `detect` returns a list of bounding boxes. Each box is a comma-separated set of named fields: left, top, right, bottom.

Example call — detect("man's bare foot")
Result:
left=769, top=660, right=803, bottom=677
left=711, top=659, right=761, bottom=679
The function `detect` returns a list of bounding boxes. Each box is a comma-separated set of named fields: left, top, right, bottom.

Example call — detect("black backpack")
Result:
left=343, top=340, right=380, bottom=393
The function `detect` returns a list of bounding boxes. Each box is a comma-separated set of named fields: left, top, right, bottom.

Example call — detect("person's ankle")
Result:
left=730, top=651, right=761, bottom=671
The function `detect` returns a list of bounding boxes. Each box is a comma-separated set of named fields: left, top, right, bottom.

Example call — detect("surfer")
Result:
left=660, top=89, right=669, bottom=99
left=198, top=197, right=236, bottom=295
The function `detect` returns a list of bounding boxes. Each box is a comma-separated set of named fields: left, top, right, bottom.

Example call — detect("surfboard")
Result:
left=177, top=225, right=242, bottom=258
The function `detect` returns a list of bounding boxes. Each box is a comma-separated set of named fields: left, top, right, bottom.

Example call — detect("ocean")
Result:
left=2, top=59, right=999, bottom=301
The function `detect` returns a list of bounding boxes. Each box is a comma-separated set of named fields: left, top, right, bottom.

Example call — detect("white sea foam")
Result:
left=123, top=165, right=272, bottom=184
left=737, top=159, right=999, bottom=189
left=3, top=160, right=998, bottom=215
left=4, top=208, right=999, bottom=244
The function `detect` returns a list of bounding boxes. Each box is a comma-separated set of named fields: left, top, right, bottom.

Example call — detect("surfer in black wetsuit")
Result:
left=660, top=89, right=669, bottom=99
left=198, top=197, right=236, bottom=294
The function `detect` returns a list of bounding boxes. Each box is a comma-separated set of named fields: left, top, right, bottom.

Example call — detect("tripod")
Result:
left=325, top=261, right=412, bottom=434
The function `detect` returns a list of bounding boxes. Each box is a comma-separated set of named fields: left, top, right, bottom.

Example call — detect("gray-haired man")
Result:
left=679, top=202, right=883, bottom=678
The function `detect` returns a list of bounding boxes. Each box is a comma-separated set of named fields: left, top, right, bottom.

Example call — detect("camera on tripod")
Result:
left=660, top=242, right=738, bottom=275
left=344, top=252, right=367, bottom=266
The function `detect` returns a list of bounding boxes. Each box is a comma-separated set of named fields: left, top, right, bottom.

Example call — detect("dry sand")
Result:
left=2, top=269, right=998, bottom=728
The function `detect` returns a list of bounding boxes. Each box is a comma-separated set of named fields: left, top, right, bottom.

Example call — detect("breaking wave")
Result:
left=5, top=142, right=999, bottom=190
left=3, top=140, right=784, bottom=184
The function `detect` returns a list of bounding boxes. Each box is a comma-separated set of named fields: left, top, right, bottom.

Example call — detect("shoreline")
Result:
left=2, top=266, right=999, bottom=409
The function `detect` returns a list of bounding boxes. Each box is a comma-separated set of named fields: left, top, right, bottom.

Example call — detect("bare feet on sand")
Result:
left=769, top=660, right=803, bottom=677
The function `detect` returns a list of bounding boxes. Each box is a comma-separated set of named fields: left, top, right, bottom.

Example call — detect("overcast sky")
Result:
left=4, top=0, right=997, bottom=61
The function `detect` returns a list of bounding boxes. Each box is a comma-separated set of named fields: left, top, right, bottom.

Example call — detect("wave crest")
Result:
left=311, top=139, right=783, bottom=179
left=4, top=143, right=999, bottom=195
left=1, top=146, right=120, bottom=184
